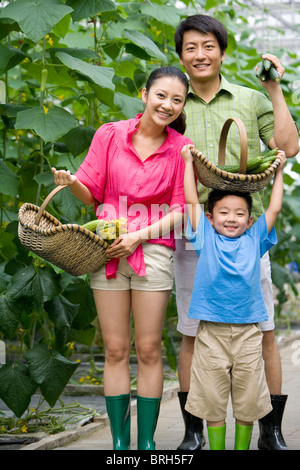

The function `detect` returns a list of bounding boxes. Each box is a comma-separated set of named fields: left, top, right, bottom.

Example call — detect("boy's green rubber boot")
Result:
left=234, top=424, right=253, bottom=450
left=105, top=394, right=131, bottom=450
left=137, top=395, right=161, bottom=450
left=207, top=425, right=226, bottom=450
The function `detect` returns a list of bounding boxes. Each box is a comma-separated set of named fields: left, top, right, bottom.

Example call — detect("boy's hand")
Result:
left=52, top=167, right=77, bottom=186
left=181, top=144, right=195, bottom=163
left=275, top=150, right=286, bottom=171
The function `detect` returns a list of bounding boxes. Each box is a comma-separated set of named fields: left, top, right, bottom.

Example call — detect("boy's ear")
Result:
left=247, top=216, right=254, bottom=229
left=206, top=213, right=214, bottom=226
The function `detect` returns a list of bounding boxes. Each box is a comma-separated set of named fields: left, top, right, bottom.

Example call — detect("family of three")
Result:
left=52, top=15, right=298, bottom=450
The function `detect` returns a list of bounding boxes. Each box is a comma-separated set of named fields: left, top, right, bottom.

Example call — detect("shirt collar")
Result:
left=187, top=74, right=236, bottom=100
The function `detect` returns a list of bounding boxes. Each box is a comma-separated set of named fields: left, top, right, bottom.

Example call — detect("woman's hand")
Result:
left=52, top=167, right=77, bottom=186
left=105, top=232, right=142, bottom=259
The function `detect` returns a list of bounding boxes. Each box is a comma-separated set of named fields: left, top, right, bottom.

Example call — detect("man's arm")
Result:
left=261, top=54, right=299, bottom=158
left=181, top=144, right=202, bottom=232
left=265, top=150, right=286, bottom=233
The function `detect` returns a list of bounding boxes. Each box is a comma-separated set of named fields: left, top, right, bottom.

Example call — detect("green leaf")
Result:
left=8, top=266, right=61, bottom=309
left=122, top=30, right=167, bottom=63
left=0, top=231, right=17, bottom=261
left=75, top=324, right=96, bottom=347
left=15, top=106, right=78, bottom=142
left=25, top=344, right=79, bottom=407
left=0, top=293, right=22, bottom=339
left=114, top=91, right=144, bottom=119
left=45, top=295, right=79, bottom=330
left=0, top=361, right=38, bottom=417
left=140, top=3, right=180, bottom=28
left=66, top=0, right=117, bottom=22
left=0, top=160, right=19, bottom=197
left=55, top=52, right=115, bottom=90
left=0, top=44, right=28, bottom=75
left=63, top=125, right=96, bottom=157
left=0, top=0, right=73, bottom=43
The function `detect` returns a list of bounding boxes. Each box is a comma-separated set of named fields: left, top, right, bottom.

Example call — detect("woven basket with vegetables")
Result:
left=191, top=117, right=280, bottom=193
left=18, top=185, right=126, bottom=277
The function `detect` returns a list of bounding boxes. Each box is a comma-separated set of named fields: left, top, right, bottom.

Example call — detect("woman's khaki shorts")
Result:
left=90, top=242, right=174, bottom=291
left=185, top=322, right=272, bottom=423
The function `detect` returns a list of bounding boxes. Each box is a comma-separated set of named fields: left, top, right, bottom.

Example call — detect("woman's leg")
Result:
left=132, top=289, right=171, bottom=449
left=132, top=289, right=171, bottom=397
left=93, top=289, right=132, bottom=395
left=93, top=289, right=132, bottom=450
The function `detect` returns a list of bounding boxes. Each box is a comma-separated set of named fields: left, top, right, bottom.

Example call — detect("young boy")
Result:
left=181, top=144, right=286, bottom=450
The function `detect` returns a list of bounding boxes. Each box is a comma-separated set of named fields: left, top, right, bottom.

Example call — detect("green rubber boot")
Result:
left=105, top=394, right=131, bottom=450
left=137, top=395, right=161, bottom=450
left=234, top=423, right=253, bottom=450
left=207, top=425, right=226, bottom=450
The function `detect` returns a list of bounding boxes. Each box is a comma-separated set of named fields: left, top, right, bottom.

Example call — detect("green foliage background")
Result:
left=0, top=0, right=299, bottom=417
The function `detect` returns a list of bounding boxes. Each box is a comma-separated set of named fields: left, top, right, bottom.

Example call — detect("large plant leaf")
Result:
left=63, top=125, right=96, bottom=157
left=0, top=361, right=38, bottom=417
left=25, top=344, right=79, bottom=407
left=15, top=106, right=78, bottom=142
left=55, top=51, right=115, bottom=90
left=140, top=3, right=181, bottom=28
left=8, top=266, right=61, bottom=310
left=114, top=91, right=144, bottom=119
left=0, top=160, right=19, bottom=197
left=45, top=295, right=79, bottom=331
left=0, top=293, right=22, bottom=340
left=66, top=0, right=116, bottom=22
left=122, top=30, right=167, bottom=63
left=0, top=0, right=73, bottom=43
left=0, top=44, right=27, bottom=75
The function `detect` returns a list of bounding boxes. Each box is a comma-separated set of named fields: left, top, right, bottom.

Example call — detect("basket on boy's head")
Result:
left=18, top=185, right=109, bottom=277
left=191, top=117, right=281, bottom=193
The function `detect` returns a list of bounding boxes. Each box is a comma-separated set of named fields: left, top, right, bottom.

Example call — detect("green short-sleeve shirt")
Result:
left=185, top=74, right=274, bottom=220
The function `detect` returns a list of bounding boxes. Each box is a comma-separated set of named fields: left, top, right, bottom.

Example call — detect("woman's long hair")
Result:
left=145, top=66, right=188, bottom=135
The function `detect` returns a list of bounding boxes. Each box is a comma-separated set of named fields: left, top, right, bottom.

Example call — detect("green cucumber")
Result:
left=251, top=162, right=272, bottom=174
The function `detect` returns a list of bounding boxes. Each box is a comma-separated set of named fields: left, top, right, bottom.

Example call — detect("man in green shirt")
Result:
left=173, top=14, right=299, bottom=451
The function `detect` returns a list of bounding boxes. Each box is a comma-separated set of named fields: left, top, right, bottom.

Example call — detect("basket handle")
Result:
left=218, top=118, right=248, bottom=174
left=35, top=185, right=67, bottom=226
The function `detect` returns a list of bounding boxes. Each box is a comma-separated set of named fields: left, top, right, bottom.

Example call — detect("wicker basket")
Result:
left=18, top=185, right=109, bottom=276
left=191, top=117, right=280, bottom=193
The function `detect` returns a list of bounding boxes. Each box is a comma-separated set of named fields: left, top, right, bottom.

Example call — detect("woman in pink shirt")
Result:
left=52, top=66, right=192, bottom=450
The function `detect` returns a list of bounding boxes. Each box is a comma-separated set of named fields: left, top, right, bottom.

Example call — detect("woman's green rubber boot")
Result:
left=105, top=394, right=131, bottom=450
left=207, top=425, right=226, bottom=450
left=137, top=395, right=161, bottom=450
left=234, top=424, right=253, bottom=450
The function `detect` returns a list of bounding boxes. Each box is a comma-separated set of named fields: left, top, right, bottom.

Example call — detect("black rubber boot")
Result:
left=177, top=391, right=206, bottom=450
left=258, top=394, right=289, bottom=450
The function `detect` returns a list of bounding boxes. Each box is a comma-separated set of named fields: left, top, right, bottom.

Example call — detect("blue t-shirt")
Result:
left=186, top=212, right=277, bottom=323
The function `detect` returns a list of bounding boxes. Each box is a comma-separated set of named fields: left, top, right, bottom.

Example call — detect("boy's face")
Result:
left=179, top=30, right=225, bottom=83
left=206, top=195, right=253, bottom=238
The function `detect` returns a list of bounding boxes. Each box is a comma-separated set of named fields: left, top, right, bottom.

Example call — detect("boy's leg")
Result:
left=234, top=421, right=253, bottom=450
left=207, top=421, right=226, bottom=450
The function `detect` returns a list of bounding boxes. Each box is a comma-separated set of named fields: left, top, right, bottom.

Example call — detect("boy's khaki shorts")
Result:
left=90, top=242, right=174, bottom=291
left=185, top=322, right=272, bottom=423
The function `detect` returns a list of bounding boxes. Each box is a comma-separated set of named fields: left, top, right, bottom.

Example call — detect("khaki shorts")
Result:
left=90, top=242, right=174, bottom=291
left=174, top=237, right=275, bottom=336
left=185, top=322, right=272, bottom=423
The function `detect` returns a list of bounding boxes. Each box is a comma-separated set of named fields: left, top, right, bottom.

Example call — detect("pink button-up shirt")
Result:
left=76, top=114, right=192, bottom=278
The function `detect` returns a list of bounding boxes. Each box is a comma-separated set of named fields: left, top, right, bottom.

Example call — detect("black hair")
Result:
left=174, top=14, right=228, bottom=59
left=208, top=189, right=252, bottom=216
left=145, top=66, right=188, bottom=135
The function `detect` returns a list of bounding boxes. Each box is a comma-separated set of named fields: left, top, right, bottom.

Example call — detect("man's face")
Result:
left=179, top=29, right=225, bottom=83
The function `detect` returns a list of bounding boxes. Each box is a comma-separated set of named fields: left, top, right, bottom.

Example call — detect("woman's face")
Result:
left=142, top=76, right=186, bottom=128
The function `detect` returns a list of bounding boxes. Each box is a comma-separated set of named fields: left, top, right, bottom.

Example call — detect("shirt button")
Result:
left=209, top=144, right=213, bottom=148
